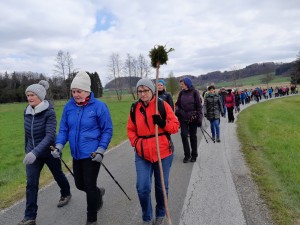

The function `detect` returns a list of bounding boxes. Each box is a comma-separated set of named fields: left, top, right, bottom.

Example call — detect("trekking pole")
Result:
left=50, top=146, right=74, bottom=177
left=91, top=153, right=131, bottom=201
left=199, top=126, right=209, bottom=143
left=200, top=127, right=215, bottom=143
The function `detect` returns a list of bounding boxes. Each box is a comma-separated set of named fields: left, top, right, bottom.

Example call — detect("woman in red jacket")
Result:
left=224, top=89, right=235, bottom=123
left=127, top=78, right=180, bottom=225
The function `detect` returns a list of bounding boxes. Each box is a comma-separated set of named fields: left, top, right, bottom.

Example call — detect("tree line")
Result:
left=0, top=71, right=103, bottom=104
left=0, top=50, right=103, bottom=104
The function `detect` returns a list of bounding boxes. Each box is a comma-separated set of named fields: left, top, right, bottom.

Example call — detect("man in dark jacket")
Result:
left=175, top=77, right=203, bottom=163
left=203, top=85, right=224, bottom=142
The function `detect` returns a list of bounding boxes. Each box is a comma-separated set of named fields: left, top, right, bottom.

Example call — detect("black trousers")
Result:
left=227, top=107, right=234, bottom=122
left=73, top=158, right=101, bottom=222
left=180, top=121, right=198, bottom=158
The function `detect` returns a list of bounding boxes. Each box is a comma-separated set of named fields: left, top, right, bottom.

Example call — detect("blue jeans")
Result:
left=135, top=153, right=173, bottom=222
left=223, top=104, right=227, bottom=116
left=209, top=119, right=220, bottom=139
left=25, top=156, right=70, bottom=220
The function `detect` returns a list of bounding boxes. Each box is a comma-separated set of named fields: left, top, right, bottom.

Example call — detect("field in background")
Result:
left=210, top=73, right=291, bottom=90
left=237, top=95, right=300, bottom=225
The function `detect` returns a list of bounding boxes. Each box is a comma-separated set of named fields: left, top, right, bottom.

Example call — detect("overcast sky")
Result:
left=1, top=0, right=300, bottom=84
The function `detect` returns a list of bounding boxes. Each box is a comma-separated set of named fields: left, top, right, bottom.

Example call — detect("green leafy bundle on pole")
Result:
left=149, top=45, right=175, bottom=68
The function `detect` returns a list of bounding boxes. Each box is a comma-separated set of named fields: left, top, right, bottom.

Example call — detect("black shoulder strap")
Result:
left=130, top=101, right=139, bottom=125
left=130, top=99, right=166, bottom=126
left=158, top=98, right=166, bottom=120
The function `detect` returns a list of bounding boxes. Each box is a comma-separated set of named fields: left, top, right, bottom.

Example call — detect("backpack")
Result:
left=130, top=98, right=166, bottom=126
left=130, top=98, right=174, bottom=152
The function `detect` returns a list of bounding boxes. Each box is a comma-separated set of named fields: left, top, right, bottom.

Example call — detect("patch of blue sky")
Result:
left=93, top=10, right=117, bottom=32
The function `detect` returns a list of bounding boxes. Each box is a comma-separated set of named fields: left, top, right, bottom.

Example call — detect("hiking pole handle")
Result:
left=50, top=146, right=74, bottom=177
left=91, top=152, right=132, bottom=201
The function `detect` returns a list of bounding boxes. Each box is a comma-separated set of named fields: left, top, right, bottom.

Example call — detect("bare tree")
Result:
left=261, top=72, right=274, bottom=88
left=123, top=53, right=137, bottom=100
left=167, top=71, right=178, bottom=97
left=231, top=66, right=241, bottom=88
left=53, top=50, right=66, bottom=80
left=53, top=50, right=76, bottom=99
left=137, top=54, right=151, bottom=78
left=108, top=53, right=123, bottom=101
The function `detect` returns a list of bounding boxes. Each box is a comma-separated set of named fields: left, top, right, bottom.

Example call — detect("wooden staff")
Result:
left=154, top=61, right=172, bottom=225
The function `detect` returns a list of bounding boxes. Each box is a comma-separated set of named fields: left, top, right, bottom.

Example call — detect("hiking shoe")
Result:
left=190, top=157, right=197, bottom=163
left=86, top=220, right=97, bottom=225
left=57, top=194, right=72, bottom=207
left=154, top=217, right=164, bottom=225
left=216, top=139, right=221, bottom=143
left=212, top=137, right=215, bottom=142
left=142, top=221, right=152, bottom=225
left=183, top=157, right=190, bottom=163
left=18, top=219, right=36, bottom=225
left=97, top=187, right=105, bottom=211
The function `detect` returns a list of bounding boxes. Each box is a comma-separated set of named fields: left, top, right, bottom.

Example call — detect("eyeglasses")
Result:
left=137, top=89, right=150, bottom=94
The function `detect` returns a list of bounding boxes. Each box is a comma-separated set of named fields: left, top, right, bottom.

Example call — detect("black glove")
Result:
left=152, top=114, right=166, bottom=128
left=197, top=120, right=202, bottom=127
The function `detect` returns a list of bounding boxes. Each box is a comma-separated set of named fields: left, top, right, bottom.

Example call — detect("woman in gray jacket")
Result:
left=203, top=85, right=224, bottom=143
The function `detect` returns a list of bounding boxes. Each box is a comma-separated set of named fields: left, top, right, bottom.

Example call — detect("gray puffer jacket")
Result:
left=203, top=93, right=224, bottom=120
left=24, top=100, right=56, bottom=158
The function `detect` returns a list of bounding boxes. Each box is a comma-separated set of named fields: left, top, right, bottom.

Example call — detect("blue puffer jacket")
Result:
left=24, top=100, right=56, bottom=158
left=56, top=92, right=113, bottom=160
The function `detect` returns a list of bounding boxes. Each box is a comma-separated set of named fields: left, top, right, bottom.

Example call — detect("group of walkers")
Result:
left=19, top=72, right=297, bottom=225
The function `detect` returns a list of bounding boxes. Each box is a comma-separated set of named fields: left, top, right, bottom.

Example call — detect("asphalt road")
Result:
left=0, top=100, right=275, bottom=225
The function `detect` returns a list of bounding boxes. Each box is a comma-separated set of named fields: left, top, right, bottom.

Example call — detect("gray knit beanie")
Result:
left=25, top=80, right=49, bottom=101
left=136, top=78, right=155, bottom=94
left=70, top=71, right=91, bottom=92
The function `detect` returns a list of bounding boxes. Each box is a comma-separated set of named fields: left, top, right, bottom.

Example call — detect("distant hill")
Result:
left=105, top=61, right=295, bottom=89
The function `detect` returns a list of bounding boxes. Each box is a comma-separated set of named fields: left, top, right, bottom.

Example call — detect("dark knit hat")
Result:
left=136, top=78, right=155, bottom=94
left=208, top=85, right=215, bottom=90
left=183, top=77, right=192, bottom=88
left=25, top=80, right=49, bottom=101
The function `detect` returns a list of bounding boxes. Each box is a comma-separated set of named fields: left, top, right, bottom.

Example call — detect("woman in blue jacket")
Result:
left=52, top=71, right=113, bottom=225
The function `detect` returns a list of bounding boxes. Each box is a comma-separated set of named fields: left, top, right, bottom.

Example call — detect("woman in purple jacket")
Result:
left=175, top=78, right=203, bottom=163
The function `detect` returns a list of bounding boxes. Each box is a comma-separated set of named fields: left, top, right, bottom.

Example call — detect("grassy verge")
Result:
left=237, top=95, right=300, bottom=225
left=0, top=96, right=133, bottom=209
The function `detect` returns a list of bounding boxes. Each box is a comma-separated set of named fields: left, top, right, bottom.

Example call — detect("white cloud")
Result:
left=0, top=0, right=300, bottom=84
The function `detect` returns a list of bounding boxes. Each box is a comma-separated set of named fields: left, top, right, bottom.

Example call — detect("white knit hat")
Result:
left=25, top=80, right=49, bottom=101
left=70, top=71, right=91, bottom=92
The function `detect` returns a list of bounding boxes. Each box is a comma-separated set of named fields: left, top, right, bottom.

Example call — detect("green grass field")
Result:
left=216, top=73, right=290, bottom=88
left=237, top=95, right=300, bottom=225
